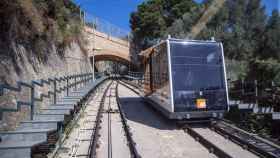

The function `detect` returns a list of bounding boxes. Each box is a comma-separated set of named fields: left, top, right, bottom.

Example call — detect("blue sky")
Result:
left=73, top=0, right=279, bottom=31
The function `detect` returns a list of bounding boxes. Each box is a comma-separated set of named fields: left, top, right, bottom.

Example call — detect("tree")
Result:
left=130, top=0, right=197, bottom=51
left=130, top=0, right=280, bottom=82
left=261, top=10, right=280, bottom=59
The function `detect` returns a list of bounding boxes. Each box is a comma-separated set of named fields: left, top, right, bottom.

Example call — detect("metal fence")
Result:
left=229, top=79, right=280, bottom=112
left=0, top=73, right=93, bottom=120
left=81, top=11, right=130, bottom=41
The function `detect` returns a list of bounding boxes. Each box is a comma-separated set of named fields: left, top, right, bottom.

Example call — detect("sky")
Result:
left=73, top=0, right=280, bottom=31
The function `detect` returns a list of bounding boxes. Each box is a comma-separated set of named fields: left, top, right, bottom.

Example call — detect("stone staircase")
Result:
left=0, top=77, right=107, bottom=158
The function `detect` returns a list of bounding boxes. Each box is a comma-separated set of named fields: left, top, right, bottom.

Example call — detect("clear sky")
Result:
left=73, top=0, right=279, bottom=31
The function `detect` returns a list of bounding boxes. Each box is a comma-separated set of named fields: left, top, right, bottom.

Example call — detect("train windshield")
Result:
left=169, top=41, right=227, bottom=112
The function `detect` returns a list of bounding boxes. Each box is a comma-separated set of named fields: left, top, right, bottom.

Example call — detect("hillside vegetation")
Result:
left=130, top=0, right=280, bottom=82
left=0, top=0, right=84, bottom=75
left=0, top=0, right=93, bottom=130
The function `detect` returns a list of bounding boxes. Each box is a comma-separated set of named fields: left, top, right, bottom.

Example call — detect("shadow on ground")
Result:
left=119, top=97, right=176, bottom=130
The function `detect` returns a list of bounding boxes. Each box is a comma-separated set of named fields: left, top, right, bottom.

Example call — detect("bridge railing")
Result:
left=0, top=73, right=93, bottom=120
left=81, top=11, right=130, bottom=41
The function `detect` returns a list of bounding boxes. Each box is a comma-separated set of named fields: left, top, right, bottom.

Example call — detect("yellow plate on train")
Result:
left=196, top=99, right=206, bottom=109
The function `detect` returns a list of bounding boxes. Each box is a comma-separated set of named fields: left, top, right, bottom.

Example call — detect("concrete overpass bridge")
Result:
left=84, top=26, right=132, bottom=65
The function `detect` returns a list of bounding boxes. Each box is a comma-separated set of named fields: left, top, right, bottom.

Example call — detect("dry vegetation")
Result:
left=0, top=0, right=84, bottom=73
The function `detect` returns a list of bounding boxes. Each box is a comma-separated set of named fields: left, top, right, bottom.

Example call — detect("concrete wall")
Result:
left=84, top=27, right=130, bottom=62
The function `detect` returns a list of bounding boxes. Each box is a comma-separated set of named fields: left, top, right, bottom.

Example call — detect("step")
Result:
left=62, top=96, right=83, bottom=99
left=71, top=88, right=91, bottom=94
left=0, top=148, right=31, bottom=158
left=33, top=114, right=64, bottom=121
left=0, top=140, right=44, bottom=149
left=0, top=129, right=55, bottom=142
left=57, top=100, right=81, bottom=104
left=51, top=103, right=76, bottom=106
left=56, top=101, right=78, bottom=105
left=59, top=97, right=81, bottom=101
left=40, top=105, right=75, bottom=110
left=70, top=91, right=86, bottom=94
left=18, top=120, right=60, bottom=130
left=68, top=92, right=88, bottom=97
left=39, top=109, right=71, bottom=115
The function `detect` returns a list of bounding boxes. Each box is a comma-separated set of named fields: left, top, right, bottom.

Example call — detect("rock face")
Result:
left=0, top=0, right=93, bottom=130
left=0, top=35, right=92, bottom=131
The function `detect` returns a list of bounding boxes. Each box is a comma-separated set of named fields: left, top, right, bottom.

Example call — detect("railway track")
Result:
left=94, top=80, right=140, bottom=158
left=212, top=120, right=280, bottom=158
left=54, top=80, right=111, bottom=158
left=55, top=79, right=280, bottom=158
left=182, top=124, right=258, bottom=158
left=115, top=82, right=141, bottom=158
left=120, top=79, right=280, bottom=158
left=88, top=81, right=113, bottom=157
left=117, top=81, right=217, bottom=158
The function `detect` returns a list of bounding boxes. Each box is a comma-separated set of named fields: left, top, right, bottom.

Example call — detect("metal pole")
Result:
left=53, top=80, right=57, bottom=104
left=66, top=76, right=69, bottom=96
left=74, top=75, right=77, bottom=91
left=92, top=24, right=96, bottom=81
left=92, top=54, right=95, bottom=81
left=241, top=79, right=244, bottom=96
left=83, top=11, right=86, bottom=26
left=30, top=86, right=35, bottom=120
left=80, top=8, right=83, bottom=25
left=255, top=80, right=258, bottom=106
left=272, top=81, right=275, bottom=102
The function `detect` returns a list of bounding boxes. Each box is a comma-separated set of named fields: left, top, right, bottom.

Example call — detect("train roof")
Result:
left=140, top=38, right=220, bottom=58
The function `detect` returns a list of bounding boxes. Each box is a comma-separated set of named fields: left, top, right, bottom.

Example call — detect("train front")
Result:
left=169, top=39, right=229, bottom=120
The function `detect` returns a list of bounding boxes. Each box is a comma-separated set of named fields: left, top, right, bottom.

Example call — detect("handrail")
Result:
left=0, top=73, right=93, bottom=120
left=228, top=79, right=280, bottom=111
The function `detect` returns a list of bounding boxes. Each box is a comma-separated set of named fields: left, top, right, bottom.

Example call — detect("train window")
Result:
left=169, top=41, right=227, bottom=111
left=150, top=42, right=171, bottom=104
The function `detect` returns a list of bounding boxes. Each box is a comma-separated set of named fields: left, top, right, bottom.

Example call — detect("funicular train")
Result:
left=140, top=37, right=229, bottom=120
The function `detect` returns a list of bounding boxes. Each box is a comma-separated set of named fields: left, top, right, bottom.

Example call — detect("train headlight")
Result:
left=212, top=113, right=217, bottom=117
left=218, top=113, right=223, bottom=118
left=196, top=99, right=206, bottom=109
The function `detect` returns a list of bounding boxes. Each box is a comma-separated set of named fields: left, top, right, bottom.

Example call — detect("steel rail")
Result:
left=115, top=81, right=141, bottom=158
left=108, top=85, right=113, bottom=158
left=88, top=81, right=113, bottom=158
left=212, top=120, right=280, bottom=158
left=118, top=80, right=142, bottom=96
left=182, top=125, right=233, bottom=158
left=120, top=78, right=280, bottom=158
left=119, top=79, right=232, bottom=158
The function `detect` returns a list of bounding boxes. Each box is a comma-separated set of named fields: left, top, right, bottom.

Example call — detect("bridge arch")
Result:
left=93, top=49, right=131, bottom=65
left=84, top=26, right=132, bottom=64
